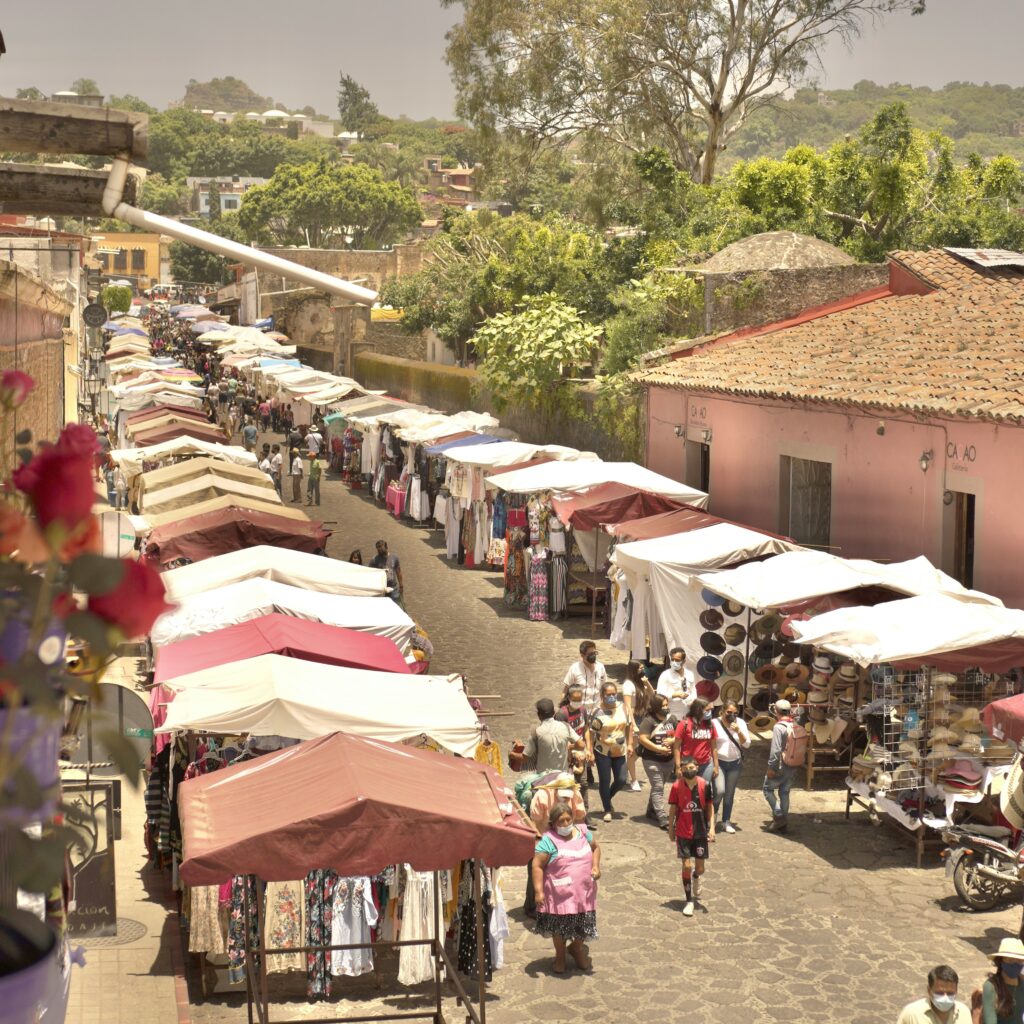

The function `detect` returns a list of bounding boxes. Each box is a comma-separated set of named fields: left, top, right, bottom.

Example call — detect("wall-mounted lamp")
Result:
left=701, top=428, right=713, bottom=444
left=919, top=449, right=933, bottom=472
left=943, top=490, right=954, bottom=506
left=876, top=420, right=886, bottom=436
left=673, top=424, right=683, bottom=438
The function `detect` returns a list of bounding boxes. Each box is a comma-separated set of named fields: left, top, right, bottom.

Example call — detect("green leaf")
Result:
left=68, top=554, right=126, bottom=596
left=65, top=610, right=113, bottom=656
left=15, top=429, right=32, bottom=444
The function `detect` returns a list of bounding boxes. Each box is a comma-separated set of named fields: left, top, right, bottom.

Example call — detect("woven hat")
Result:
left=808, top=706, right=828, bottom=723
left=986, top=740, right=1015, bottom=761
left=812, top=721, right=833, bottom=745
left=930, top=683, right=952, bottom=704
left=782, top=663, right=810, bottom=688
left=1001, top=756, right=1024, bottom=830
left=898, top=740, right=921, bottom=763
left=807, top=689, right=829, bottom=705
left=955, top=706, right=984, bottom=733
left=989, top=938, right=1024, bottom=963
left=929, top=726, right=959, bottom=746
left=722, top=599, right=745, bottom=617
left=724, top=623, right=747, bottom=646
left=812, top=654, right=833, bottom=675
left=699, top=608, right=725, bottom=631
left=927, top=742, right=957, bottom=762
left=719, top=678, right=744, bottom=706
left=958, top=733, right=984, bottom=757
left=722, top=651, right=745, bottom=676
left=932, top=673, right=958, bottom=686
left=837, top=663, right=860, bottom=684
left=700, top=631, right=726, bottom=655
left=755, top=664, right=785, bottom=687
left=753, top=613, right=782, bottom=637
left=941, top=758, right=984, bottom=784
left=748, top=712, right=775, bottom=730
left=809, top=673, right=830, bottom=692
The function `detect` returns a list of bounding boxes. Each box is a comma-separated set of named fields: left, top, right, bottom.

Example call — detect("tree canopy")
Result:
left=337, top=73, right=380, bottom=135
left=237, top=160, right=422, bottom=249
left=69, top=77, right=100, bottom=96
left=182, top=77, right=272, bottom=112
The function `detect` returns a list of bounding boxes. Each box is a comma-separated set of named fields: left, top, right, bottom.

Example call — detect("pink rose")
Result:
left=0, top=370, right=34, bottom=409
left=87, top=559, right=174, bottom=639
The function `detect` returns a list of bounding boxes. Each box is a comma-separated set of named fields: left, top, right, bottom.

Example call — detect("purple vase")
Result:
left=0, top=707, right=61, bottom=825
left=0, top=909, right=60, bottom=1024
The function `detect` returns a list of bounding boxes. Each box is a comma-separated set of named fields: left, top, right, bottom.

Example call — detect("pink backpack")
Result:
left=781, top=722, right=809, bottom=767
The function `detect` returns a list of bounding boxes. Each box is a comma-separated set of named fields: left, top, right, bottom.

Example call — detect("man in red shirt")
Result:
left=668, top=753, right=715, bottom=917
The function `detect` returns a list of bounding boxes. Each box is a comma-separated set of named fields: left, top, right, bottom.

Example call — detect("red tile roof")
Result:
left=636, top=249, right=1024, bottom=423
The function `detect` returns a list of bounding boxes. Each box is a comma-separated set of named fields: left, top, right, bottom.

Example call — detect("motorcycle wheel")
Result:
left=953, top=855, right=1004, bottom=911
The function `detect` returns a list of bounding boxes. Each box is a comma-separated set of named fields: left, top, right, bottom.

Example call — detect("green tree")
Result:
left=140, top=173, right=190, bottom=217
left=473, top=294, right=601, bottom=413
left=108, top=94, right=157, bottom=114
left=238, top=160, right=421, bottom=248
left=169, top=214, right=245, bottom=285
left=444, top=0, right=923, bottom=183
left=337, top=73, right=380, bottom=135
left=100, top=284, right=132, bottom=312
left=15, top=87, right=44, bottom=101
left=207, top=180, right=222, bottom=220
left=182, top=77, right=272, bottom=112
left=69, top=77, right=100, bottom=96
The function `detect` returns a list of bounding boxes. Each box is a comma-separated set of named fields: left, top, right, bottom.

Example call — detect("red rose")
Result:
left=87, top=558, right=174, bottom=639
left=13, top=447, right=96, bottom=533
left=0, top=370, right=34, bottom=409
left=55, top=423, right=100, bottom=458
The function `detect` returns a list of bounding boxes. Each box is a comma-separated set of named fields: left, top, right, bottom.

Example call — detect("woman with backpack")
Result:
left=762, top=698, right=805, bottom=834
left=672, top=697, right=719, bottom=803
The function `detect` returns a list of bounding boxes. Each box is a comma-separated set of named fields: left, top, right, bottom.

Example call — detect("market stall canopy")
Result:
left=982, top=694, right=1024, bottom=747
left=141, top=494, right=308, bottom=531
left=178, top=732, right=535, bottom=886
left=697, top=551, right=1003, bottom=612
left=604, top=505, right=744, bottom=541
left=132, top=422, right=229, bottom=447
left=149, top=579, right=415, bottom=649
left=446, top=441, right=595, bottom=469
left=137, top=456, right=272, bottom=498
left=125, top=413, right=214, bottom=437
left=424, top=433, right=503, bottom=456
left=111, top=438, right=258, bottom=480
left=485, top=460, right=707, bottom=506
left=144, top=507, right=330, bottom=567
left=161, top=545, right=387, bottom=601
left=792, top=595, right=1024, bottom=671
left=141, top=473, right=282, bottom=515
left=551, top=482, right=681, bottom=532
left=612, top=522, right=796, bottom=579
left=157, top=658, right=475, bottom=750
left=109, top=389, right=206, bottom=412
left=154, top=614, right=409, bottom=685
left=125, top=403, right=208, bottom=425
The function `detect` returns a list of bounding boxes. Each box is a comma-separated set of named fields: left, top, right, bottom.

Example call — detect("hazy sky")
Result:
left=2, top=0, right=1023, bottom=121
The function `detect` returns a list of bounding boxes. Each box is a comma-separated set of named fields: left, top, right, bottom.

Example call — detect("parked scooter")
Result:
left=942, top=823, right=1024, bottom=911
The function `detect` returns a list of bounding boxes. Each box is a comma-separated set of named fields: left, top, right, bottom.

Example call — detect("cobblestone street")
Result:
left=181, top=459, right=1023, bottom=1024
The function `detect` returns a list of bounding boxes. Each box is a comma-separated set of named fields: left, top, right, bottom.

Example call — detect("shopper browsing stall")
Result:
left=762, top=699, right=801, bottom=834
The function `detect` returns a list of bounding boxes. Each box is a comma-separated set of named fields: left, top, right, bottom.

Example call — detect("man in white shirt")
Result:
left=657, top=646, right=695, bottom=720
left=896, top=965, right=969, bottom=1024
left=306, top=427, right=323, bottom=458
left=269, top=444, right=284, bottom=497
left=562, top=640, right=607, bottom=715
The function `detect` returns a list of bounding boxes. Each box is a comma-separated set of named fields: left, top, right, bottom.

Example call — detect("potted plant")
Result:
left=0, top=370, right=172, bottom=1023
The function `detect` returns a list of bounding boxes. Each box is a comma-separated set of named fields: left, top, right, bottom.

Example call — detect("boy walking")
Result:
left=306, top=455, right=322, bottom=506
left=667, top=753, right=715, bottom=918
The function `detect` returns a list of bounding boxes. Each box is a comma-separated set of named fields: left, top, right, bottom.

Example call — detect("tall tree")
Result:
left=443, top=0, right=924, bottom=183
left=108, top=94, right=157, bottom=114
left=337, top=73, right=380, bottom=135
left=15, top=87, right=44, bottom=100
left=238, top=160, right=421, bottom=249
left=69, top=77, right=100, bottom=96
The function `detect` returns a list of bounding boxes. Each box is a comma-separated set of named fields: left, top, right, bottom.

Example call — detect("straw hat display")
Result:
left=928, top=726, right=959, bottom=747
left=719, top=678, right=744, bottom=706
left=952, top=706, right=984, bottom=733
left=812, top=654, right=833, bottom=675
left=1001, top=756, right=1024, bottom=830
left=755, top=664, right=785, bottom=688
left=781, top=663, right=810, bottom=688
left=722, top=651, right=745, bottom=677
left=837, top=663, right=860, bottom=685
left=958, top=733, right=984, bottom=757
left=723, top=623, right=747, bottom=646
left=986, top=740, right=1015, bottom=761
left=747, top=712, right=775, bottom=731
left=927, top=742, right=958, bottom=762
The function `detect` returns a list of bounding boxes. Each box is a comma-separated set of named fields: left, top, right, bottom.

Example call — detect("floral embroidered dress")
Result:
left=265, top=881, right=305, bottom=973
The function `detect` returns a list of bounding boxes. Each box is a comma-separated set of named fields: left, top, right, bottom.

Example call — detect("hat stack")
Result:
left=807, top=687, right=829, bottom=722
left=938, top=758, right=984, bottom=795
left=831, top=663, right=859, bottom=706
left=810, top=654, right=832, bottom=695
left=952, top=706, right=984, bottom=734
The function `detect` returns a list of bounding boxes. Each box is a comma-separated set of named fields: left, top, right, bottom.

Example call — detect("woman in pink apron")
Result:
left=530, top=801, right=601, bottom=973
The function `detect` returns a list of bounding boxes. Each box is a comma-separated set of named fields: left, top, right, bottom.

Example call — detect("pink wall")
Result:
left=647, top=386, right=1024, bottom=607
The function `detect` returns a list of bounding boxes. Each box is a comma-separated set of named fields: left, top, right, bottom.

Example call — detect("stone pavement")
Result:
left=72, top=441, right=1021, bottom=1024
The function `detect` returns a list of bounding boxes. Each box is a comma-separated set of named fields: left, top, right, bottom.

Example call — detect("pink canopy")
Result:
left=178, top=733, right=536, bottom=885
left=154, top=612, right=411, bottom=685
left=551, top=482, right=681, bottom=532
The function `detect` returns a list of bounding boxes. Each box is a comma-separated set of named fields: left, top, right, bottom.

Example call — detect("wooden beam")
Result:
left=0, top=98, right=148, bottom=160
left=0, top=162, right=140, bottom=216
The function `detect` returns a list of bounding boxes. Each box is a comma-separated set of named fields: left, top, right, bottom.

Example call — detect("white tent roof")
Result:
left=396, top=411, right=501, bottom=444
left=112, top=390, right=205, bottom=412
left=445, top=441, right=593, bottom=469
left=791, top=595, right=1024, bottom=666
left=155, top=655, right=479, bottom=755
left=161, top=545, right=388, bottom=601
left=697, top=551, right=1003, bottom=611
left=488, top=460, right=707, bottom=506
left=150, top=578, right=415, bottom=649
left=140, top=473, right=281, bottom=514
left=612, top=522, right=795, bottom=578
left=111, top=439, right=258, bottom=479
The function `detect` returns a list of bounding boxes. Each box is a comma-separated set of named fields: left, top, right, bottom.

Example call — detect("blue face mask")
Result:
left=1003, top=962, right=1024, bottom=979
left=603, top=694, right=617, bottom=705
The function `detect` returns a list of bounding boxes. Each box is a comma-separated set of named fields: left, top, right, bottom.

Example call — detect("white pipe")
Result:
left=101, top=157, right=378, bottom=306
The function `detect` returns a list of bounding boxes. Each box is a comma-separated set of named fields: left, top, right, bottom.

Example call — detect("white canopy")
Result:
left=791, top=595, right=1024, bottom=667
left=150, top=578, right=415, bottom=649
left=396, top=411, right=500, bottom=444
left=155, top=655, right=480, bottom=755
left=110, top=439, right=258, bottom=480
left=161, top=546, right=388, bottom=601
left=697, top=551, right=1003, bottom=611
left=445, top=441, right=594, bottom=469
left=140, top=473, right=282, bottom=514
left=487, top=459, right=707, bottom=505
left=612, top=523, right=795, bottom=579
left=111, top=389, right=205, bottom=412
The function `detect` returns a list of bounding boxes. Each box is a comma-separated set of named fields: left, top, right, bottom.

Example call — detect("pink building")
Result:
left=638, top=248, right=1024, bottom=607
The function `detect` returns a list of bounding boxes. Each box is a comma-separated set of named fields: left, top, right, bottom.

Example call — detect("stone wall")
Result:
left=364, top=320, right=427, bottom=361
left=701, top=263, right=889, bottom=334
left=354, top=352, right=642, bottom=461
left=253, top=242, right=423, bottom=296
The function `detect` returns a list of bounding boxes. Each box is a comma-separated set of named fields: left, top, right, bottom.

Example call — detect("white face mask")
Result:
left=930, top=993, right=956, bottom=1013
left=671, top=660, right=684, bottom=671
left=568, top=701, right=583, bottom=711
left=556, top=825, right=574, bottom=838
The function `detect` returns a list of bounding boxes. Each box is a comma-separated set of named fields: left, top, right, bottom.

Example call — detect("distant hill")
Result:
left=728, top=80, right=1024, bottom=163
left=181, top=77, right=274, bottom=113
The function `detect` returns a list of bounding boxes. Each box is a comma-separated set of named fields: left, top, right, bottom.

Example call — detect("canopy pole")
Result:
left=743, top=607, right=752, bottom=708
left=242, top=881, right=256, bottom=1024
left=473, top=860, right=486, bottom=1024
left=432, top=871, right=443, bottom=1024
left=590, top=527, right=599, bottom=640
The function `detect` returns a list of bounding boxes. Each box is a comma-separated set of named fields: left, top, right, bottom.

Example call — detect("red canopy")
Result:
left=134, top=422, right=228, bottom=447
left=605, top=504, right=790, bottom=542
left=982, top=693, right=1024, bottom=745
left=125, top=403, right=209, bottom=424
left=551, top=482, right=681, bottom=532
left=178, top=732, right=536, bottom=885
left=154, top=613, right=410, bottom=685
left=145, top=507, right=330, bottom=566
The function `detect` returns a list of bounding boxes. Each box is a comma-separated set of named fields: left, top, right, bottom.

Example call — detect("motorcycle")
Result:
left=942, top=823, right=1024, bottom=911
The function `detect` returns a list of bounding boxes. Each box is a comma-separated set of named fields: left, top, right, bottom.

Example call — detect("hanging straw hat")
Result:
left=755, top=664, right=785, bottom=688
left=954, top=706, right=984, bottom=733
left=837, top=663, right=860, bottom=684
left=722, top=651, right=745, bottom=676
left=700, top=608, right=725, bottom=631
left=747, top=712, right=775, bottom=731
left=722, top=599, right=745, bottom=618
left=719, top=678, right=744, bottom=706
left=782, top=663, right=810, bottom=688
left=812, top=654, right=833, bottom=675
left=724, top=623, right=747, bottom=646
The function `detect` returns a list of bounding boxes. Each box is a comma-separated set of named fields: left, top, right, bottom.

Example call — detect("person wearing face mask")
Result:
left=673, top=698, right=719, bottom=802
left=896, top=965, right=969, bottom=1024
left=712, top=701, right=751, bottom=834
left=637, top=695, right=676, bottom=830
left=667, top=754, right=714, bottom=917
left=586, top=682, right=633, bottom=823
left=531, top=802, right=600, bottom=974
left=657, top=646, right=695, bottom=720
left=556, top=685, right=591, bottom=813
left=520, top=698, right=584, bottom=773
left=563, top=641, right=607, bottom=716
left=980, top=939, right=1024, bottom=1024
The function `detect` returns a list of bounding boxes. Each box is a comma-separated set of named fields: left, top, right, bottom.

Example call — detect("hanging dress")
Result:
left=397, top=867, right=436, bottom=986
left=330, top=876, right=379, bottom=977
